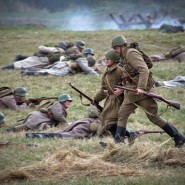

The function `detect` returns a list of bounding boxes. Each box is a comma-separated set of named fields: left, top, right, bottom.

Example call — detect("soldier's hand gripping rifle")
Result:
left=68, top=82, right=103, bottom=112
left=113, top=85, right=180, bottom=110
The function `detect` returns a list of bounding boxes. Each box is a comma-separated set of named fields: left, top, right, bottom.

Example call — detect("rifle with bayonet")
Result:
left=0, top=141, right=38, bottom=148
left=113, top=85, right=180, bottom=110
left=68, top=82, right=103, bottom=112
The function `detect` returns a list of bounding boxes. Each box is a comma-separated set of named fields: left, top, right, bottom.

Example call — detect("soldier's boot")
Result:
left=126, top=129, right=137, bottom=146
left=26, top=132, right=62, bottom=139
left=114, top=126, right=126, bottom=143
left=162, top=123, right=185, bottom=148
left=1, top=64, right=15, bottom=70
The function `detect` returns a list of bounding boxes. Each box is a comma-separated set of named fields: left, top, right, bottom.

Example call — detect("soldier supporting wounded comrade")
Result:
left=111, top=35, right=185, bottom=148
left=6, top=94, right=72, bottom=132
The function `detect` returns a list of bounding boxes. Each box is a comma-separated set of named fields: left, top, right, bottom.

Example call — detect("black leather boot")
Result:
left=26, top=132, right=62, bottom=138
left=126, top=129, right=137, bottom=146
left=114, top=126, right=126, bottom=143
left=162, top=123, right=185, bottom=148
left=1, top=64, right=15, bottom=70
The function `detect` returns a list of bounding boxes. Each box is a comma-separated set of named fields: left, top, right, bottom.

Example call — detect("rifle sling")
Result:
left=79, top=94, right=90, bottom=106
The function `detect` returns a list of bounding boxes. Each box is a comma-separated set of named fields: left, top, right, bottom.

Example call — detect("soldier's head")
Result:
left=87, top=56, right=96, bottom=67
left=0, top=112, right=5, bottom=127
left=104, top=49, right=120, bottom=67
left=55, top=42, right=67, bottom=50
left=14, top=87, right=28, bottom=105
left=75, top=40, right=86, bottom=51
left=111, top=35, right=127, bottom=56
left=83, top=48, right=95, bottom=56
left=58, top=94, right=72, bottom=109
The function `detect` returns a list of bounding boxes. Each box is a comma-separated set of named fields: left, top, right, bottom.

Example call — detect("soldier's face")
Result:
left=104, top=59, right=114, bottom=67
left=15, top=96, right=26, bottom=104
left=113, top=46, right=121, bottom=55
left=63, top=100, right=72, bottom=109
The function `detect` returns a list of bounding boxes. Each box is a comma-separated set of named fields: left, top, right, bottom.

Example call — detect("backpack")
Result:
left=128, top=42, right=153, bottom=69
left=0, top=87, right=13, bottom=98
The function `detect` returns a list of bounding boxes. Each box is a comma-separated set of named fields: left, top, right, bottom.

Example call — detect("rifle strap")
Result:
left=79, top=94, right=90, bottom=106
left=105, top=72, right=115, bottom=94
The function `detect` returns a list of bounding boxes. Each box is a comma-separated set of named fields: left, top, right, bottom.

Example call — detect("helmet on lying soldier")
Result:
left=112, top=35, right=127, bottom=47
left=83, top=48, right=95, bottom=56
left=0, top=112, right=5, bottom=124
left=75, top=40, right=86, bottom=49
left=87, top=56, right=96, bottom=67
left=14, top=87, right=28, bottom=97
left=55, top=42, right=67, bottom=50
left=105, top=49, right=120, bottom=63
left=58, top=94, right=72, bottom=103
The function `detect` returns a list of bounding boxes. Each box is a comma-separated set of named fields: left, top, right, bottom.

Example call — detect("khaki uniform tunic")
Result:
left=94, top=63, right=124, bottom=128
left=118, top=48, right=167, bottom=128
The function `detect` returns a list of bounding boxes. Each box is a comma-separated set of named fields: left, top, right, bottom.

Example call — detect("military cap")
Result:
left=83, top=48, right=95, bottom=55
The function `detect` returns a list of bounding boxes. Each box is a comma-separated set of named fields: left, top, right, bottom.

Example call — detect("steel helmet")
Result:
left=75, top=40, right=86, bottom=49
left=112, top=35, right=127, bottom=47
left=56, top=42, right=67, bottom=50
left=58, top=94, right=72, bottom=103
left=83, top=48, right=94, bottom=55
left=14, top=87, right=28, bottom=97
left=87, top=56, right=96, bottom=67
left=105, top=49, right=120, bottom=63
left=0, top=112, right=5, bottom=124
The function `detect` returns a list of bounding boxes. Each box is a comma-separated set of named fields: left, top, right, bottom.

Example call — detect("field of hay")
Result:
left=0, top=25, right=185, bottom=185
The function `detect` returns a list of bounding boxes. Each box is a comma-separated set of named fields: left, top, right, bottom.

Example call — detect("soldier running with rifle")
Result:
left=111, top=35, right=185, bottom=148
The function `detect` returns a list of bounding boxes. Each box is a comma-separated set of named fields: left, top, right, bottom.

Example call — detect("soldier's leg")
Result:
left=6, top=124, right=28, bottom=132
left=137, top=97, right=185, bottom=148
left=115, top=102, right=137, bottom=142
left=26, top=132, right=63, bottom=138
left=38, top=123, right=50, bottom=131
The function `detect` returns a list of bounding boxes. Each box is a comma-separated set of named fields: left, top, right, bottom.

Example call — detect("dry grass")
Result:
left=1, top=141, right=185, bottom=183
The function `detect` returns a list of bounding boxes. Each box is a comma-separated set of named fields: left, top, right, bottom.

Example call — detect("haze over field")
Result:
left=0, top=0, right=185, bottom=30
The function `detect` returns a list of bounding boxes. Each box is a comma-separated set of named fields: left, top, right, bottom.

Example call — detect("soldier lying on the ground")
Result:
left=151, top=45, right=185, bottom=63
left=25, top=106, right=137, bottom=145
left=20, top=48, right=100, bottom=76
left=0, top=87, right=39, bottom=110
left=1, top=40, right=86, bottom=71
left=155, top=76, right=185, bottom=88
left=6, top=94, right=72, bottom=132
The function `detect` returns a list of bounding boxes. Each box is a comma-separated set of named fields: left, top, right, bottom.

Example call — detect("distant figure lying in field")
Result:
left=155, top=76, right=185, bottom=88
left=21, top=48, right=100, bottom=76
left=1, top=40, right=85, bottom=70
left=151, top=45, right=185, bottom=62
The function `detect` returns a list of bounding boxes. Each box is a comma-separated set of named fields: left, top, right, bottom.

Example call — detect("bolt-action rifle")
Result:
left=68, top=82, right=103, bottom=112
left=113, top=85, right=180, bottom=110
left=135, top=130, right=165, bottom=136
left=27, top=97, right=58, bottom=105
left=0, top=141, right=38, bottom=148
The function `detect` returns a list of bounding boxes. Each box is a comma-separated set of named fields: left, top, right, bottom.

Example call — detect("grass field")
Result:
left=0, top=25, right=185, bottom=185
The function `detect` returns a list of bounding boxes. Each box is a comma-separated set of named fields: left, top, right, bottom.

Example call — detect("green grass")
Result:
left=0, top=26, right=185, bottom=184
